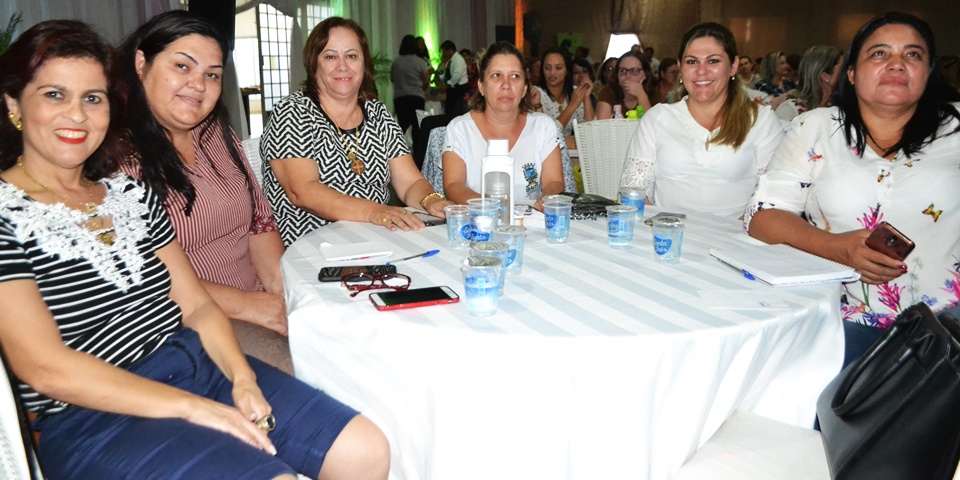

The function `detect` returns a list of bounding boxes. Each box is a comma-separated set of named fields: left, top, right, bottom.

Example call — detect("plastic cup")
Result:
left=618, top=187, right=645, bottom=220
left=444, top=205, right=471, bottom=249
left=470, top=241, right=509, bottom=295
left=651, top=215, right=685, bottom=263
left=461, top=256, right=501, bottom=317
left=606, top=205, right=637, bottom=249
left=466, top=198, right=500, bottom=242
left=543, top=199, right=572, bottom=244
left=493, top=225, right=527, bottom=274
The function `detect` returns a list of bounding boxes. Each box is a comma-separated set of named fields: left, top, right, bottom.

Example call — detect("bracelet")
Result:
left=419, top=192, right=445, bottom=210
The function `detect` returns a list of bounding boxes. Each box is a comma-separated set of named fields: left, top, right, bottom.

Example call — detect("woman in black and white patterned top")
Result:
left=0, top=20, right=388, bottom=479
left=261, top=17, right=452, bottom=246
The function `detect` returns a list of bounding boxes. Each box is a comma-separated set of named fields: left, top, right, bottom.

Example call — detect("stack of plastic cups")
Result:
left=618, top=187, right=645, bottom=221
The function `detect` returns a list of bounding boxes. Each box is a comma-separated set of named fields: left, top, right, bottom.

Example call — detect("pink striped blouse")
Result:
left=122, top=124, right=278, bottom=292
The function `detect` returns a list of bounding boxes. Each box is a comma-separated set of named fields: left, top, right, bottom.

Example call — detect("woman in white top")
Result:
left=620, top=22, right=784, bottom=218
left=443, top=42, right=564, bottom=210
left=774, top=45, right=843, bottom=122
left=746, top=12, right=960, bottom=364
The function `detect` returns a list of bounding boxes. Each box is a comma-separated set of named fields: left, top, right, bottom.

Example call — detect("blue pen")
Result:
left=386, top=249, right=439, bottom=265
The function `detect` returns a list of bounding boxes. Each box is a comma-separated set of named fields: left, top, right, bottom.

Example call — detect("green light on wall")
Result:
left=416, top=0, right=441, bottom=66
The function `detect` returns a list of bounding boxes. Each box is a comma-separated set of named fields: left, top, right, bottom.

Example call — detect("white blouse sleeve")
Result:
left=620, top=109, right=659, bottom=199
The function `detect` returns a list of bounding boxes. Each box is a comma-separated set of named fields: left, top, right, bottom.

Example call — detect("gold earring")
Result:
left=679, top=75, right=683, bottom=85
left=8, top=112, right=21, bottom=131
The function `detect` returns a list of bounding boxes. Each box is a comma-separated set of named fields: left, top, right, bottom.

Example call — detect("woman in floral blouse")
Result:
left=745, top=12, right=960, bottom=365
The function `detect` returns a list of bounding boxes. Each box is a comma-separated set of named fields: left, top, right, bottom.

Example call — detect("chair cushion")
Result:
left=672, top=411, right=829, bottom=480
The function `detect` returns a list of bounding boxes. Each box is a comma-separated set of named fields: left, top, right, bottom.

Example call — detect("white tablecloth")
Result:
left=281, top=208, right=844, bottom=480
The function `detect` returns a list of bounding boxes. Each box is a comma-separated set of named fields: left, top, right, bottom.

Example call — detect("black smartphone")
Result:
left=318, top=265, right=397, bottom=282
left=414, top=212, right=446, bottom=226
left=369, top=286, right=459, bottom=311
left=865, top=221, right=915, bottom=261
left=644, top=212, right=687, bottom=226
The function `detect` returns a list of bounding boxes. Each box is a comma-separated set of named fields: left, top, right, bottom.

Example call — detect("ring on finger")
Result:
left=382, top=217, right=389, bottom=224
left=256, top=414, right=276, bottom=432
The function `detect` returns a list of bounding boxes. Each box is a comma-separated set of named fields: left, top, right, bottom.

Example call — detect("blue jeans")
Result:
left=34, top=328, right=358, bottom=479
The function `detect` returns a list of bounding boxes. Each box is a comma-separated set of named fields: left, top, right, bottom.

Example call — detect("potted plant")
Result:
left=0, top=12, right=23, bottom=55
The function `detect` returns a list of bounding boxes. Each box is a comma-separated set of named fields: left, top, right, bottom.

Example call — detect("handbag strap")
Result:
left=831, top=305, right=932, bottom=416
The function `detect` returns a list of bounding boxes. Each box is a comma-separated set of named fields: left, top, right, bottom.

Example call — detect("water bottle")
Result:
left=481, top=139, right=514, bottom=226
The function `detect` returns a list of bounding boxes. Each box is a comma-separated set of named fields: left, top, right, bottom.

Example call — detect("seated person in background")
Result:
left=737, top=55, right=761, bottom=89
left=650, top=57, right=679, bottom=106
left=754, top=51, right=792, bottom=97
left=0, top=20, right=388, bottom=479
left=119, top=11, right=291, bottom=371
left=745, top=12, right=960, bottom=365
left=774, top=45, right=843, bottom=122
left=596, top=51, right=654, bottom=119
left=571, top=57, right=598, bottom=109
left=597, top=57, right=618, bottom=88
left=442, top=41, right=565, bottom=211
left=260, top=17, right=452, bottom=246
left=530, top=46, right=594, bottom=138
left=620, top=22, right=784, bottom=218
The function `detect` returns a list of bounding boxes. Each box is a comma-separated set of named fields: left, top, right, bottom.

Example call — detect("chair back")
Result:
left=421, top=126, right=447, bottom=194
left=0, top=348, right=41, bottom=479
left=241, top=136, right=264, bottom=188
left=573, top=119, right=638, bottom=200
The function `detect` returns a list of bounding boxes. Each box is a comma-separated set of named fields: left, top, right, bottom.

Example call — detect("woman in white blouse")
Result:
left=620, top=22, right=783, bottom=218
left=746, top=12, right=960, bottom=365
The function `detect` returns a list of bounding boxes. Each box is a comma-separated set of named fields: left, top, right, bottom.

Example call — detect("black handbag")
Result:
left=816, top=303, right=960, bottom=480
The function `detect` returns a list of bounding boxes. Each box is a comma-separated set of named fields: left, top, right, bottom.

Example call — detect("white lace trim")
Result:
left=0, top=174, right=152, bottom=292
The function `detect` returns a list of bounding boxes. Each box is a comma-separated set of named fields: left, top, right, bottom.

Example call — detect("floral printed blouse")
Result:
left=745, top=106, right=960, bottom=327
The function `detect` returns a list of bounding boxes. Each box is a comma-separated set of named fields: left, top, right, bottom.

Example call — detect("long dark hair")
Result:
left=398, top=34, right=418, bottom=56
left=302, top=17, right=377, bottom=104
left=0, top=20, right=129, bottom=179
left=835, top=11, right=960, bottom=158
left=610, top=51, right=650, bottom=104
left=538, top=46, right=573, bottom=101
left=119, top=10, right=251, bottom=216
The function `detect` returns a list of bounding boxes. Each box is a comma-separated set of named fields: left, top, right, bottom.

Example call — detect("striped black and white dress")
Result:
left=0, top=175, right=182, bottom=417
left=260, top=90, right=408, bottom=246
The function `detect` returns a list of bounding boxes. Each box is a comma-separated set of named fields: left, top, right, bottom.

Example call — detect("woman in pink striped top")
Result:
left=119, top=12, right=290, bottom=370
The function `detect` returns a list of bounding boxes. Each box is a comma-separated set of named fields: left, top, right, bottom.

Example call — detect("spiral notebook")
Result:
left=709, top=244, right=860, bottom=286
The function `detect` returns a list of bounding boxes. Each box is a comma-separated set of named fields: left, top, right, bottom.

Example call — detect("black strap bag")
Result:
left=816, top=303, right=960, bottom=479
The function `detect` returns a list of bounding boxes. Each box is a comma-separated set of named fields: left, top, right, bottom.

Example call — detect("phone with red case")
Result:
left=369, top=286, right=459, bottom=311
left=865, top=221, right=915, bottom=261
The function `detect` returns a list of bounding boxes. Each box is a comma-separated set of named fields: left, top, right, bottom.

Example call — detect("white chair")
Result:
left=572, top=118, right=638, bottom=200
left=1, top=350, right=43, bottom=479
left=420, top=126, right=447, bottom=194
left=240, top=136, right=264, bottom=188
left=672, top=411, right=829, bottom=480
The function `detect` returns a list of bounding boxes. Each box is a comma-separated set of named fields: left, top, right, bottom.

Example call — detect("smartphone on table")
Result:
left=318, top=265, right=397, bottom=282
left=414, top=212, right=446, bottom=226
left=865, top=221, right=915, bottom=261
left=369, top=286, right=460, bottom=311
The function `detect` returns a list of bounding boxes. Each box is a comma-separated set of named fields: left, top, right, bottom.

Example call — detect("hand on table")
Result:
left=369, top=205, right=425, bottom=231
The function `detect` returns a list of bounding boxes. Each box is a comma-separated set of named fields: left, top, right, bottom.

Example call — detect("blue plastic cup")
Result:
left=543, top=199, right=572, bottom=244
left=606, top=205, right=637, bottom=249
left=466, top=198, right=500, bottom=242
left=461, top=256, right=501, bottom=316
left=651, top=215, right=685, bottom=263
left=493, top=225, right=527, bottom=274
left=444, top=205, right=471, bottom=249
left=470, top=241, right=509, bottom=295
left=618, top=186, right=646, bottom=220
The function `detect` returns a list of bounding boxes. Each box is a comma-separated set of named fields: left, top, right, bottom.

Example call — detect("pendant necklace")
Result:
left=16, top=156, right=116, bottom=246
left=332, top=107, right=364, bottom=175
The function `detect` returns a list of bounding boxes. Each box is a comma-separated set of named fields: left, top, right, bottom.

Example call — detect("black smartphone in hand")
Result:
left=865, top=221, right=915, bottom=261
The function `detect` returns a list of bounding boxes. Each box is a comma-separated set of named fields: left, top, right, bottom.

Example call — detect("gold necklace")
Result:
left=333, top=114, right=364, bottom=175
left=16, top=156, right=115, bottom=246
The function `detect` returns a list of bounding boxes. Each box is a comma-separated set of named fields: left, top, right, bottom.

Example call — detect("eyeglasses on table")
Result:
left=341, top=272, right=412, bottom=297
